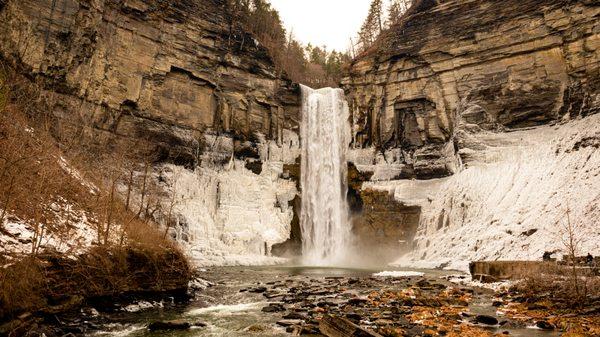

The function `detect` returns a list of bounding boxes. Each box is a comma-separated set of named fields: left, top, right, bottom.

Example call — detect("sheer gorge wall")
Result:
left=343, top=0, right=600, bottom=269
left=0, top=0, right=300, bottom=166
left=344, top=0, right=598, bottom=179
left=0, top=0, right=302, bottom=265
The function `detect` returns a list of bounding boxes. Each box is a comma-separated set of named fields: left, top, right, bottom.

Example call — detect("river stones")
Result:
left=474, top=315, right=499, bottom=325
left=276, top=319, right=303, bottom=327
left=263, top=290, right=286, bottom=299
left=262, top=303, right=286, bottom=312
left=147, top=320, right=191, bottom=331
left=347, top=297, right=369, bottom=306
left=248, top=286, right=268, bottom=293
left=319, top=315, right=383, bottom=337
left=536, top=320, right=555, bottom=330
left=282, top=312, right=307, bottom=320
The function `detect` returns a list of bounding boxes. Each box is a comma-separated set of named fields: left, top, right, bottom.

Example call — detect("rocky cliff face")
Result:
left=343, top=0, right=599, bottom=179
left=0, top=0, right=299, bottom=167
left=343, top=0, right=600, bottom=267
left=0, top=0, right=301, bottom=264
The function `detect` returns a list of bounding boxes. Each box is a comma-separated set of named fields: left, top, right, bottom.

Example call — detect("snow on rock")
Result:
left=161, top=131, right=300, bottom=267
left=394, top=114, right=600, bottom=271
left=444, top=274, right=515, bottom=292
left=348, top=147, right=408, bottom=181
left=373, top=271, right=425, bottom=277
left=188, top=276, right=214, bottom=293
left=0, top=202, right=96, bottom=260
left=185, top=302, right=265, bottom=316
left=58, top=156, right=99, bottom=195
left=122, top=301, right=163, bottom=313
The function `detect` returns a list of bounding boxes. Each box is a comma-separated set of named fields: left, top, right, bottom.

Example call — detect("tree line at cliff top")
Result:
left=226, top=0, right=413, bottom=88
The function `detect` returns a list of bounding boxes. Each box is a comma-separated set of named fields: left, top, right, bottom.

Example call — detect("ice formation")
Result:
left=162, top=130, right=300, bottom=266
left=300, top=85, right=352, bottom=266
left=391, top=115, right=600, bottom=271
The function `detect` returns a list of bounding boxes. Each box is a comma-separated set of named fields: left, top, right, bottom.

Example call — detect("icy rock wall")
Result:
left=161, top=131, right=300, bottom=267
left=396, top=114, right=600, bottom=271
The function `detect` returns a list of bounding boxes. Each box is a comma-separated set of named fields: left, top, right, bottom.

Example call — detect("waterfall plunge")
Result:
left=300, top=85, right=352, bottom=266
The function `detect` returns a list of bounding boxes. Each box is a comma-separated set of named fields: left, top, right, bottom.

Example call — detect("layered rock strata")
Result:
left=343, top=0, right=599, bottom=179
left=0, top=0, right=300, bottom=167
left=343, top=0, right=600, bottom=267
left=0, top=0, right=302, bottom=263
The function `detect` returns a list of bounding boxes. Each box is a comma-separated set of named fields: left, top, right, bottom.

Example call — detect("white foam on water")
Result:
left=90, top=324, right=145, bottom=337
left=185, top=302, right=265, bottom=316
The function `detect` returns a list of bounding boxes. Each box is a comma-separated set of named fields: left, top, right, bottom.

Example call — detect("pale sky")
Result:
left=268, top=0, right=373, bottom=52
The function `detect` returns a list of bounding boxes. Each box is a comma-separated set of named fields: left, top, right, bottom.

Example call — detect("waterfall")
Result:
left=300, top=85, right=352, bottom=266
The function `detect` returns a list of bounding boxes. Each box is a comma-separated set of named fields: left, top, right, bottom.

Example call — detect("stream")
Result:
left=87, top=267, right=562, bottom=337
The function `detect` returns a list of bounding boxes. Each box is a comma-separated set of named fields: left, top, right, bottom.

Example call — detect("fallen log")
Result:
left=319, top=315, right=383, bottom=337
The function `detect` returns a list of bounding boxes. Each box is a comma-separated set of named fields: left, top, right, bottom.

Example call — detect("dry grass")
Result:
left=512, top=263, right=600, bottom=309
left=0, top=245, right=190, bottom=323
left=0, top=258, right=45, bottom=321
left=0, top=60, right=176, bottom=250
left=0, top=66, right=88, bottom=237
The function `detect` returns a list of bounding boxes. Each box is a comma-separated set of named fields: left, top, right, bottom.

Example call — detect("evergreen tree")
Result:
left=226, top=0, right=350, bottom=88
left=386, top=0, right=412, bottom=28
left=358, top=0, right=384, bottom=52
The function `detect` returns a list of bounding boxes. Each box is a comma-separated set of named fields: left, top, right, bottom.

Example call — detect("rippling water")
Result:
left=89, top=267, right=561, bottom=337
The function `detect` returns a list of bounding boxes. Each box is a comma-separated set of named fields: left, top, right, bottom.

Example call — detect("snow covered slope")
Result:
left=393, top=115, right=600, bottom=271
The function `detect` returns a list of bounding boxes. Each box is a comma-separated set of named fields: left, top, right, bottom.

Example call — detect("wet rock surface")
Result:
left=148, top=320, right=193, bottom=331
left=194, top=269, right=532, bottom=337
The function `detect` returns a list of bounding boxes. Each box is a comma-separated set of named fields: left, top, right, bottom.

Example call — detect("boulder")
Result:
left=148, top=320, right=191, bottom=331
left=474, top=315, right=499, bottom=326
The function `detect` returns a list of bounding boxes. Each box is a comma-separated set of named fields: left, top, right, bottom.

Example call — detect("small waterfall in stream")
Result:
left=300, top=85, right=352, bottom=266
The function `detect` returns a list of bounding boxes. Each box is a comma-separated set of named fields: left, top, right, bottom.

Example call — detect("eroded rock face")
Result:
left=352, top=188, right=420, bottom=263
left=342, top=0, right=599, bottom=266
left=342, top=0, right=599, bottom=178
left=0, top=0, right=300, bottom=167
left=0, top=0, right=302, bottom=263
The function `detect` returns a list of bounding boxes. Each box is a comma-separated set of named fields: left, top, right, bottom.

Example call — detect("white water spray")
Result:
left=300, top=85, right=352, bottom=266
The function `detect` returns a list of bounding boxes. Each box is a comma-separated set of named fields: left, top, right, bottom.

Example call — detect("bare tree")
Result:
left=560, top=206, right=584, bottom=301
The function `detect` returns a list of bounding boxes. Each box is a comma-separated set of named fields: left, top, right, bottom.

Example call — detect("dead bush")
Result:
left=0, top=64, right=90, bottom=250
left=513, top=262, right=599, bottom=309
left=0, top=258, right=45, bottom=321
left=0, top=60, right=180, bottom=252
left=0, top=244, right=190, bottom=323
left=0, top=59, right=192, bottom=326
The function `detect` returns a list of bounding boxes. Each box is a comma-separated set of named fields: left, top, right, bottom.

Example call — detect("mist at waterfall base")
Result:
left=299, top=85, right=357, bottom=267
